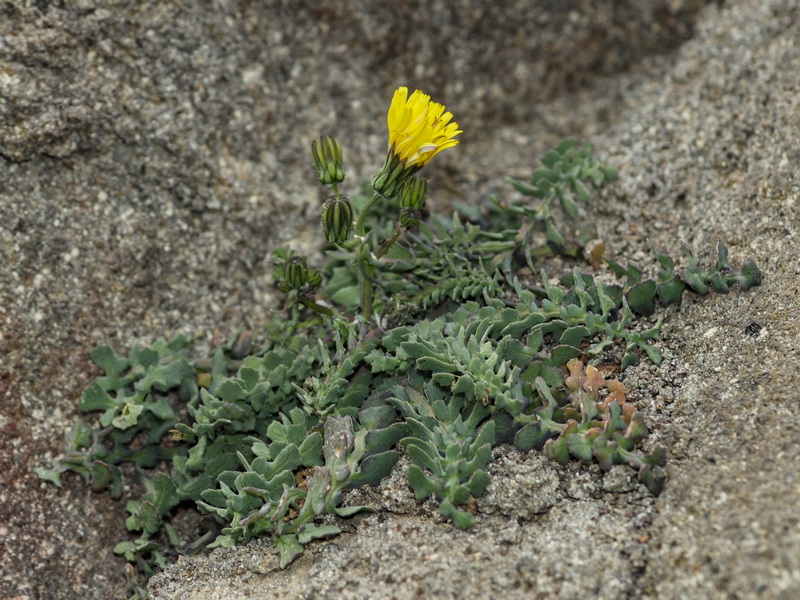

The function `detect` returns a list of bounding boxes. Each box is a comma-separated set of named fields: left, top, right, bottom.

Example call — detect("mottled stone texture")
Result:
left=5, top=0, right=799, bottom=599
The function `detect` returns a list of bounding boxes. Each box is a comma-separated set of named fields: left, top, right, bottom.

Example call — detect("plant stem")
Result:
left=300, top=297, right=333, bottom=316
left=355, top=193, right=381, bottom=319
left=375, top=226, right=405, bottom=260
left=355, top=193, right=381, bottom=237
left=358, top=245, right=375, bottom=319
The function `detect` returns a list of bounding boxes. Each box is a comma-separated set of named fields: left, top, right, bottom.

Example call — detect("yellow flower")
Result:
left=372, top=86, right=461, bottom=198
left=387, top=87, right=462, bottom=169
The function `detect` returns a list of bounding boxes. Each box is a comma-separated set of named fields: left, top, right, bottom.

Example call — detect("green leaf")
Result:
left=404, top=440, right=440, bottom=473
left=626, top=280, right=657, bottom=316
left=560, top=194, right=579, bottom=219
left=548, top=345, right=582, bottom=366
left=657, top=276, right=685, bottom=305
left=146, top=398, right=175, bottom=421
left=333, top=505, right=373, bottom=518
left=407, top=464, right=438, bottom=500
left=275, top=534, right=304, bottom=569
left=130, top=500, right=161, bottom=535
left=556, top=138, right=577, bottom=154
left=567, top=433, right=594, bottom=461
left=737, top=261, right=762, bottom=290
left=467, top=469, right=491, bottom=498
left=298, top=525, right=341, bottom=545
left=359, top=405, right=396, bottom=430
left=638, top=465, right=665, bottom=496
left=79, top=382, right=119, bottom=412
left=439, top=499, right=476, bottom=530
left=621, top=351, right=639, bottom=371
left=572, top=179, right=591, bottom=203
left=680, top=267, right=709, bottom=294
left=326, top=266, right=361, bottom=308
left=508, top=177, right=543, bottom=197
left=640, top=342, right=662, bottom=365
left=91, top=345, right=129, bottom=379
left=252, top=444, right=303, bottom=480
left=544, top=218, right=565, bottom=246
left=541, top=149, right=562, bottom=168
left=111, top=402, right=144, bottom=430
left=709, top=271, right=730, bottom=293
left=137, top=359, right=191, bottom=393
left=152, top=473, right=180, bottom=513
left=352, top=450, right=400, bottom=487
left=514, top=422, right=553, bottom=452
left=521, top=361, right=564, bottom=388
left=364, top=423, right=408, bottom=454
left=35, top=467, right=63, bottom=487
left=501, top=312, right=546, bottom=339
left=298, top=432, right=324, bottom=466
left=178, top=474, right=214, bottom=500
left=544, top=434, right=570, bottom=465
left=89, top=461, right=114, bottom=492
left=215, top=379, right=248, bottom=403
left=559, top=325, right=591, bottom=348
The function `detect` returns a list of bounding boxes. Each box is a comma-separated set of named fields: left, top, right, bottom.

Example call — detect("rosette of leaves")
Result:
left=514, top=359, right=666, bottom=494
left=196, top=408, right=404, bottom=567
left=371, top=313, right=526, bottom=417
left=389, top=373, right=494, bottom=529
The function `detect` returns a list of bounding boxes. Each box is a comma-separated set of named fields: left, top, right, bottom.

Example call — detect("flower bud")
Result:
left=284, top=256, right=309, bottom=291
left=321, top=194, right=353, bottom=245
left=398, top=206, right=420, bottom=229
left=371, top=151, right=417, bottom=199
left=306, top=268, right=322, bottom=289
left=311, top=136, right=345, bottom=186
left=397, top=176, right=428, bottom=211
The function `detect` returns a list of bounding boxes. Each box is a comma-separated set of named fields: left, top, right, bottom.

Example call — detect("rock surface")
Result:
left=1, top=0, right=797, bottom=599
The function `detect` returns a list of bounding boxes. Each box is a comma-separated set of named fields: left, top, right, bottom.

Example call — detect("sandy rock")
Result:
left=2, top=0, right=797, bottom=599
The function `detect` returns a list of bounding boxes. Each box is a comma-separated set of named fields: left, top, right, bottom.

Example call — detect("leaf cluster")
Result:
left=502, top=138, right=618, bottom=255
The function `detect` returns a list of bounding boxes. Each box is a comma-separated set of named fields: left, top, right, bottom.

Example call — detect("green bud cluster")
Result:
left=284, top=256, right=309, bottom=290
left=321, top=194, right=353, bottom=245
left=398, top=207, right=420, bottom=229
left=398, top=176, right=428, bottom=211
left=277, top=255, right=322, bottom=293
left=311, top=136, right=345, bottom=186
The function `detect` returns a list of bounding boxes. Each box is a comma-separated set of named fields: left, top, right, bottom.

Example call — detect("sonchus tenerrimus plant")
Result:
left=38, top=86, right=761, bottom=599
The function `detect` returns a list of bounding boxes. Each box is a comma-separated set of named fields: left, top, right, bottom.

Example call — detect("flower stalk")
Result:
left=300, top=87, right=461, bottom=320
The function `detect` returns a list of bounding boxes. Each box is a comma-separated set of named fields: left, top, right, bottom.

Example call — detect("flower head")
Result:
left=372, top=86, right=461, bottom=198
left=387, top=87, right=462, bottom=169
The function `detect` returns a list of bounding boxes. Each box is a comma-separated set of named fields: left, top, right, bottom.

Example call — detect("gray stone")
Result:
left=2, top=0, right=798, bottom=598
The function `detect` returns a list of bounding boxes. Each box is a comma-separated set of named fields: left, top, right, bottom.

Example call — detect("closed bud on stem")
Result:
left=284, top=256, right=309, bottom=291
left=398, top=206, right=420, bottom=228
left=321, top=194, right=353, bottom=245
left=397, top=176, right=428, bottom=211
left=311, top=136, right=345, bottom=186
left=371, top=151, right=418, bottom=199
left=306, top=268, right=322, bottom=289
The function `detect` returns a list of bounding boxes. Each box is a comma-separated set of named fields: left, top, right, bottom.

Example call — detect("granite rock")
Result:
left=3, top=1, right=797, bottom=599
